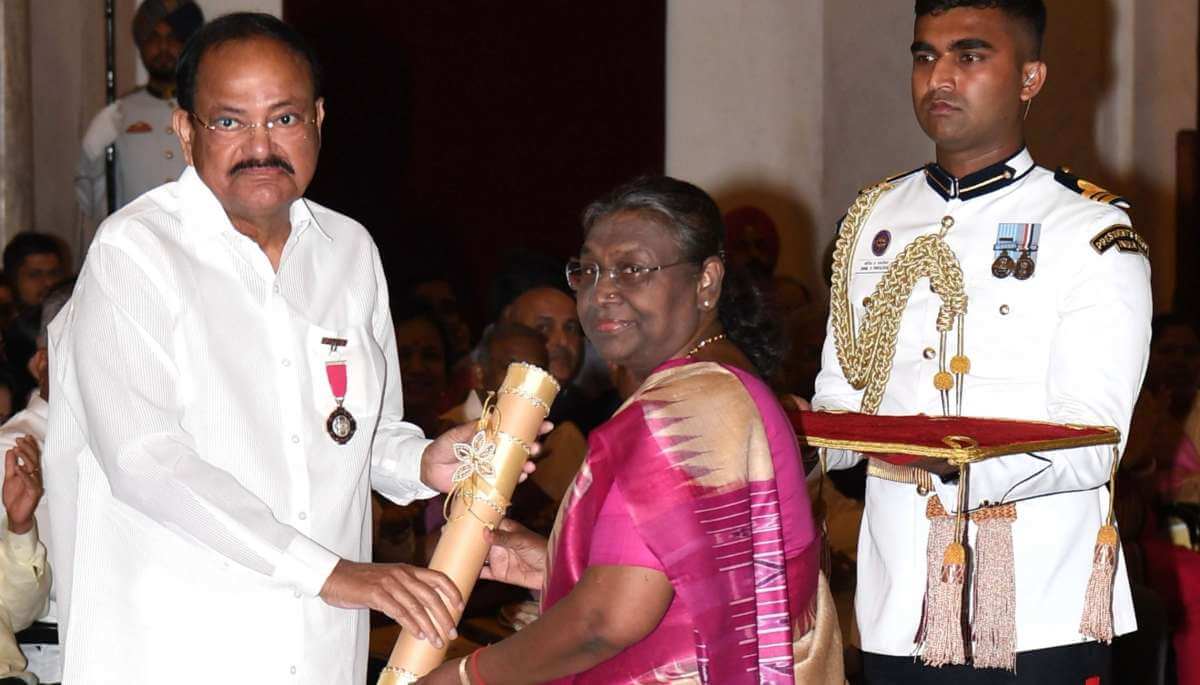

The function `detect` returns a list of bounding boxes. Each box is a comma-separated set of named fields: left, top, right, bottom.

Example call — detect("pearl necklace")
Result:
left=686, top=333, right=727, bottom=357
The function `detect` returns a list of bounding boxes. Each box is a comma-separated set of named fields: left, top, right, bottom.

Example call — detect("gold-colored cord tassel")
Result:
left=918, top=494, right=967, bottom=667
left=1080, top=446, right=1121, bottom=643
left=971, top=504, right=1018, bottom=670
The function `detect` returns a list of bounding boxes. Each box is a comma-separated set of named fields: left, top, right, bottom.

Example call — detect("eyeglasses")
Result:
left=189, top=111, right=316, bottom=140
left=564, top=258, right=695, bottom=292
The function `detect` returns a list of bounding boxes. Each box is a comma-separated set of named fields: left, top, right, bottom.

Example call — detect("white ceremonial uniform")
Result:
left=75, top=88, right=186, bottom=223
left=46, top=167, right=438, bottom=684
left=813, top=147, right=1152, bottom=657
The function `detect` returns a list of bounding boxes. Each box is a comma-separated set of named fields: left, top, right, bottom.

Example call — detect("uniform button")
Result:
left=298, top=511, right=307, bottom=521
left=291, top=435, right=300, bottom=444
left=941, top=216, right=954, bottom=230
left=999, top=304, right=1011, bottom=315
left=282, top=358, right=291, bottom=367
left=163, top=150, right=174, bottom=160
left=922, top=347, right=936, bottom=360
left=862, top=297, right=871, bottom=307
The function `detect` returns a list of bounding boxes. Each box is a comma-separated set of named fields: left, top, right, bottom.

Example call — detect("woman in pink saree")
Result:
left=424, top=176, right=841, bottom=683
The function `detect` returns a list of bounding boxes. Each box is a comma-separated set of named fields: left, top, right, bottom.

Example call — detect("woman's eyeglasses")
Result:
left=564, top=258, right=694, bottom=292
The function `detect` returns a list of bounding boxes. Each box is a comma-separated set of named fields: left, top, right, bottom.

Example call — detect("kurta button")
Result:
left=291, top=435, right=300, bottom=444
left=922, top=347, right=936, bottom=360
left=290, top=666, right=297, bottom=675
left=999, top=304, right=1011, bottom=315
left=294, top=590, right=302, bottom=598
left=163, top=150, right=174, bottom=159
left=298, top=511, right=307, bottom=521
left=273, top=283, right=280, bottom=294
left=281, top=358, right=290, bottom=367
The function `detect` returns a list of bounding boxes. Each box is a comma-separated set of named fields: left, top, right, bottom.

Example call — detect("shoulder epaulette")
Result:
left=1054, top=167, right=1131, bottom=209
left=858, top=166, right=923, bottom=195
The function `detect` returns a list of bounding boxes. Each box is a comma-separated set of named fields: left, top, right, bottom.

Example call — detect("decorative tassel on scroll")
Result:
left=1080, top=446, right=1122, bottom=643
left=377, top=363, right=560, bottom=685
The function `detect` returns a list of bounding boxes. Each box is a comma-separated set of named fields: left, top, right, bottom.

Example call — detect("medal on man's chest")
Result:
left=322, top=337, right=356, bottom=445
left=992, top=223, right=1041, bottom=280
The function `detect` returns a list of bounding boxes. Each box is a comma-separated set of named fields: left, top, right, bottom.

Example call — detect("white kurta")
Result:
left=47, top=167, right=436, bottom=684
left=813, top=148, right=1152, bottom=657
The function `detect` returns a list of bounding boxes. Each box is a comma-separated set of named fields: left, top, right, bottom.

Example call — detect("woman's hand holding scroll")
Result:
left=481, top=519, right=548, bottom=591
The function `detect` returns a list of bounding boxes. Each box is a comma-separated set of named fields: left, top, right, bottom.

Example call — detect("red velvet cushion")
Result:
left=788, top=409, right=1119, bottom=464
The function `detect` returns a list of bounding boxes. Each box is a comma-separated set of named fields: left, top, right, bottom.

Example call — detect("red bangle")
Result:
left=469, top=647, right=489, bottom=685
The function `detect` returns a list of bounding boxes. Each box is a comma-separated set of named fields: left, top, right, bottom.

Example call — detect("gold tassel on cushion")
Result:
left=971, top=504, right=1017, bottom=670
left=1080, top=447, right=1121, bottom=643
left=918, top=495, right=966, bottom=667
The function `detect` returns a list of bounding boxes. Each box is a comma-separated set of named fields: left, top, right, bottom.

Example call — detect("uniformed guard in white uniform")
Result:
left=74, top=1, right=203, bottom=229
left=813, top=2, right=1152, bottom=682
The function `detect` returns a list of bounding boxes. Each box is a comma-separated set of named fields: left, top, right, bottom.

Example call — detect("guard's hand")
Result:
left=3, top=436, right=42, bottom=535
left=319, top=560, right=463, bottom=649
left=480, top=518, right=548, bottom=591
left=908, top=456, right=959, bottom=479
left=421, top=420, right=553, bottom=493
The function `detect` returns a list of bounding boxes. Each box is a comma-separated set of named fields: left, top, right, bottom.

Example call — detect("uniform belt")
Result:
left=866, top=457, right=934, bottom=494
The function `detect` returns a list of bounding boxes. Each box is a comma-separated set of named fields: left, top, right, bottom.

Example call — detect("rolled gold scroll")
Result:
left=378, top=363, right=559, bottom=684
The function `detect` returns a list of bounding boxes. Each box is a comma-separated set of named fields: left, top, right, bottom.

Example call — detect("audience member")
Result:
left=7, top=279, right=74, bottom=685
left=411, top=279, right=472, bottom=364
left=723, top=205, right=780, bottom=286
left=392, top=298, right=452, bottom=436
left=502, top=288, right=580, bottom=388
left=442, top=322, right=548, bottom=427
left=0, top=435, right=48, bottom=685
left=75, top=0, right=204, bottom=228
left=2, top=235, right=67, bottom=412
left=0, top=275, right=16, bottom=334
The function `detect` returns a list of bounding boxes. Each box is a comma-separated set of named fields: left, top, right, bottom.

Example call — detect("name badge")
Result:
left=855, top=258, right=892, bottom=275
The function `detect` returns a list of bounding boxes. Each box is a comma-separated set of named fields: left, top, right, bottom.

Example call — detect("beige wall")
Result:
left=30, top=0, right=281, bottom=262
left=665, top=0, right=825, bottom=288
left=667, top=0, right=1197, bottom=310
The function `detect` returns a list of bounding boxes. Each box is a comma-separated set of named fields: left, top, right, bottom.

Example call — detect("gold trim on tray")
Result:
left=801, top=425, right=1120, bottom=466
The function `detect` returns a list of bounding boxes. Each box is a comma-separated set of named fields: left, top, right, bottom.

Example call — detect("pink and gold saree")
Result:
left=543, top=359, right=839, bottom=683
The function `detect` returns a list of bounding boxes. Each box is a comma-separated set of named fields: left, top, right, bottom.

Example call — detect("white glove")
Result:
left=81, top=102, right=123, bottom=160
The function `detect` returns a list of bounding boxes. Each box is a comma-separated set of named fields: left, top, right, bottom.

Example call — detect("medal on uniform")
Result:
left=991, top=223, right=1019, bottom=278
left=1011, top=223, right=1041, bottom=280
left=991, top=252, right=1015, bottom=278
left=322, top=338, right=356, bottom=445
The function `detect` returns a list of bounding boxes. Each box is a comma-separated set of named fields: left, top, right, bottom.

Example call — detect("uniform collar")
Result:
left=177, top=166, right=333, bottom=242
left=923, top=146, right=1035, bottom=201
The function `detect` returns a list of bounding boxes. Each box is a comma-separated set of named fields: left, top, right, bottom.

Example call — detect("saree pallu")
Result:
left=543, top=360, right=839, bottom=683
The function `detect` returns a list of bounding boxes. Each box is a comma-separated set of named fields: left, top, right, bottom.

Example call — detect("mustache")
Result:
left=229, top=155, right=294, bottom=176
left=924, top=93, right=964, bottom=110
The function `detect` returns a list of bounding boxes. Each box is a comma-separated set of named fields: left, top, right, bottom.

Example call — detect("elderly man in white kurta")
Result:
left=46, top=13, right=477, bottom=685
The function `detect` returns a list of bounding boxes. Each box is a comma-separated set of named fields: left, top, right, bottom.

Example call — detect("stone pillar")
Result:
left=0, top=0, right=33, bottom=245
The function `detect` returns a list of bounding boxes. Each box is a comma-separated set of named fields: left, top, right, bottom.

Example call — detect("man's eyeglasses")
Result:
left=564, top=258, right=695, bottom=292
left=189, top=111, right=316, bottom=140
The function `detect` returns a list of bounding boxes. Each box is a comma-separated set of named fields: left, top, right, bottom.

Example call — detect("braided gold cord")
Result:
left=830, top=183, right=969, bottom=416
